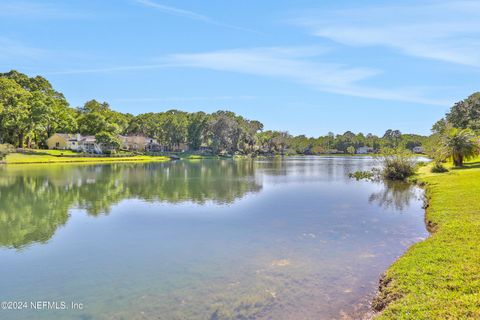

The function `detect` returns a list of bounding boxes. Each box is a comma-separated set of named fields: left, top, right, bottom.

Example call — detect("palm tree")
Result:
left=443, top=128, right=479, bottom=166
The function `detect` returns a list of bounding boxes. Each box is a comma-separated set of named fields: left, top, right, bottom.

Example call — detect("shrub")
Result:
left=377, top=148, right=417, bottom=181
left=0, top=144, right=15, bottom=160
left=431, top=162, right=449, bottom=173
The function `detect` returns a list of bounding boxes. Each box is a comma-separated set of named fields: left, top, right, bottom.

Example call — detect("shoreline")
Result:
left=1, top=152, right=380, bottom=166
left=371, top=159, right=480, bottom=319
left=2, top=153, right=172, bottom=165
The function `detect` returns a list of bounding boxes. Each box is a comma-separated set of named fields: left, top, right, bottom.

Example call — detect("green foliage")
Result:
left=257, top=130, right=291, bottom=154
left=445, top=92, right=480, bottom=131
left=0, top=70, right=74, bottom=148
left=95, top=131, right=121, bottom=150
left=382, top=129, right=402, bottom=148
left=0, top=143, right=15, bottom=160
left=377, top=148, right=417, bottom=181
left=346, top=146, right=355, bottom=155
left=442, top=127, right=479, bottom=167
left=348, top=170, right=375, bottom=180
left=187, top=112, right=208, bottom=149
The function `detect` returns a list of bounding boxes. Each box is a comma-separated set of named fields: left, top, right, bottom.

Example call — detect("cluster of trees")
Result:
left=0, top=70, right=76, bottom=148
left=0, top=70, right=428, bottom=155
left=126, top=110, right=264, bottom=153
left=429, top=92, right=480, bottom=167
left=279, top=130, right=427, bottom=155
left=0, top=71, right=266, bottom=153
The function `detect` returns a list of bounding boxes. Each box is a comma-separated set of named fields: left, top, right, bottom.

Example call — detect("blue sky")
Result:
left=1, top=0, right=479, bottom=136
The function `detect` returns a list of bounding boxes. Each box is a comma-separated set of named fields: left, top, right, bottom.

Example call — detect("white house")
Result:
left=412, top=146, right=424, bottom=154
left=47, top=133, right=102, bottom=153
left=356, top=146, right=374, bottom=154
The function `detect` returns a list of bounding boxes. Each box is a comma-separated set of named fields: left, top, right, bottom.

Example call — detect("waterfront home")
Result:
left=120, top=135, right=163, bottom=152
left=356, top=146, right=374, bottom=154
left=412, top=146, right=424, bottom=154
left=46, top=133, right=102, bottom=154
left=47, top=133, right=168, bottom=153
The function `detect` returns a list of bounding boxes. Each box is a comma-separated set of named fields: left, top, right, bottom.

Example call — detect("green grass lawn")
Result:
left=375, top=158, right=480, bottom=319
left=4, top=153, right=170, bottom=164
left=27, top=149, right=80, bottom=156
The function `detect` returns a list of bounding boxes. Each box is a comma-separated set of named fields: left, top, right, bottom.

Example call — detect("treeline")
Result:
left=0, top=70, right=427, bottom=154
left=427, top=92, right=480, bottom=167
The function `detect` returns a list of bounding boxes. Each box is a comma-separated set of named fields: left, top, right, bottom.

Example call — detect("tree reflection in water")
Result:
left=368, top=180, right=422, bottom=211
left=0, top=160, right=261, bottom=249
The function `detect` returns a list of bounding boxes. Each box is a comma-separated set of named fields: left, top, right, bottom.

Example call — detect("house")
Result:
left=47, top=133, right=102, bottom=153
left=46, top=133, right=82, bottom=151
left=81, top=136, right=102, bottom=153
left=412, top=146, right=424, bottom=154
left=47, top=133, right=167, bottom=154
left=356, top=146, right=374, bottom=154
left=120, top=135, right=163, bottom=152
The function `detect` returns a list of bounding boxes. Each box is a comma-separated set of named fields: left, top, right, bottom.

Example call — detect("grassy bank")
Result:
left=374, top=158, right=480, bottom=319
left=4, top=153, right=170, bottom=164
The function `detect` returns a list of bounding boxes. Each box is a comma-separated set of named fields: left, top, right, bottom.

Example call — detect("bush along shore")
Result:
left=372, top=158, right=480, bottom=319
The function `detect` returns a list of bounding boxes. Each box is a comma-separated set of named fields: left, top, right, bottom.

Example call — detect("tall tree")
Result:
left=0, top=78, right=32, bottom=147
left=446, top=92, right=480, bottom=131
left=187, top=112, right=208, bottom=150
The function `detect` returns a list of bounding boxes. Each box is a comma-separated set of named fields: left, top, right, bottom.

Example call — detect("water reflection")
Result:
left=0, top=157, right=427, bottom=320
left=0, top=159, right=423, bottom=250
left=0, top=160, right=260, bottom=249
left=369, top=181, right=423, bottom=211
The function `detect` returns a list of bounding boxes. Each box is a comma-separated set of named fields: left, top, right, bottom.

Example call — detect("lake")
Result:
left=0, top=157, right=428, bottom=320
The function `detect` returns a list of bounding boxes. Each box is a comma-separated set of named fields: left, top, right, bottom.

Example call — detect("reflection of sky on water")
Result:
left=0, top=157, right=427, bottom=320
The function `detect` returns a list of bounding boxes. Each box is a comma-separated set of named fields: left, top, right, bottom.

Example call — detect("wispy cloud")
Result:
left=134, top=0, right=261, bottom=34
left=167, top=47, right=376, bottom=86
left=290, top=1, right=480, bottom=67
left=46, top=46, right=451, bottom=106
left=163, top=47, right=449, bottom=106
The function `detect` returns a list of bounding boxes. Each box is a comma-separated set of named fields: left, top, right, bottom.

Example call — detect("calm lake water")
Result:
left=0, top=157, right=428, bottom=320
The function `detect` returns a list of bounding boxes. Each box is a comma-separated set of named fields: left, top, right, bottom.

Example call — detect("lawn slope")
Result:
left=4, top=153, right=170, bottom=164
left=374, top=159, right=480, bottom=319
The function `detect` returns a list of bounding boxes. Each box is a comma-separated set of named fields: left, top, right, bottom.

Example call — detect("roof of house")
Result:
left=51, top=133, right=98, bottom=143
left=52, top=133, right=79, bottom=141
left=81, top=136, right=96, bottom=142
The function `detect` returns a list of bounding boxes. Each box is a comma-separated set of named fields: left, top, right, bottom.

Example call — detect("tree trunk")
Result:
left=453, top=152, right=463, bottom=167
left=18, top=132, right=24, bottom=148
left=26, top=136, right=31, bottom=149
